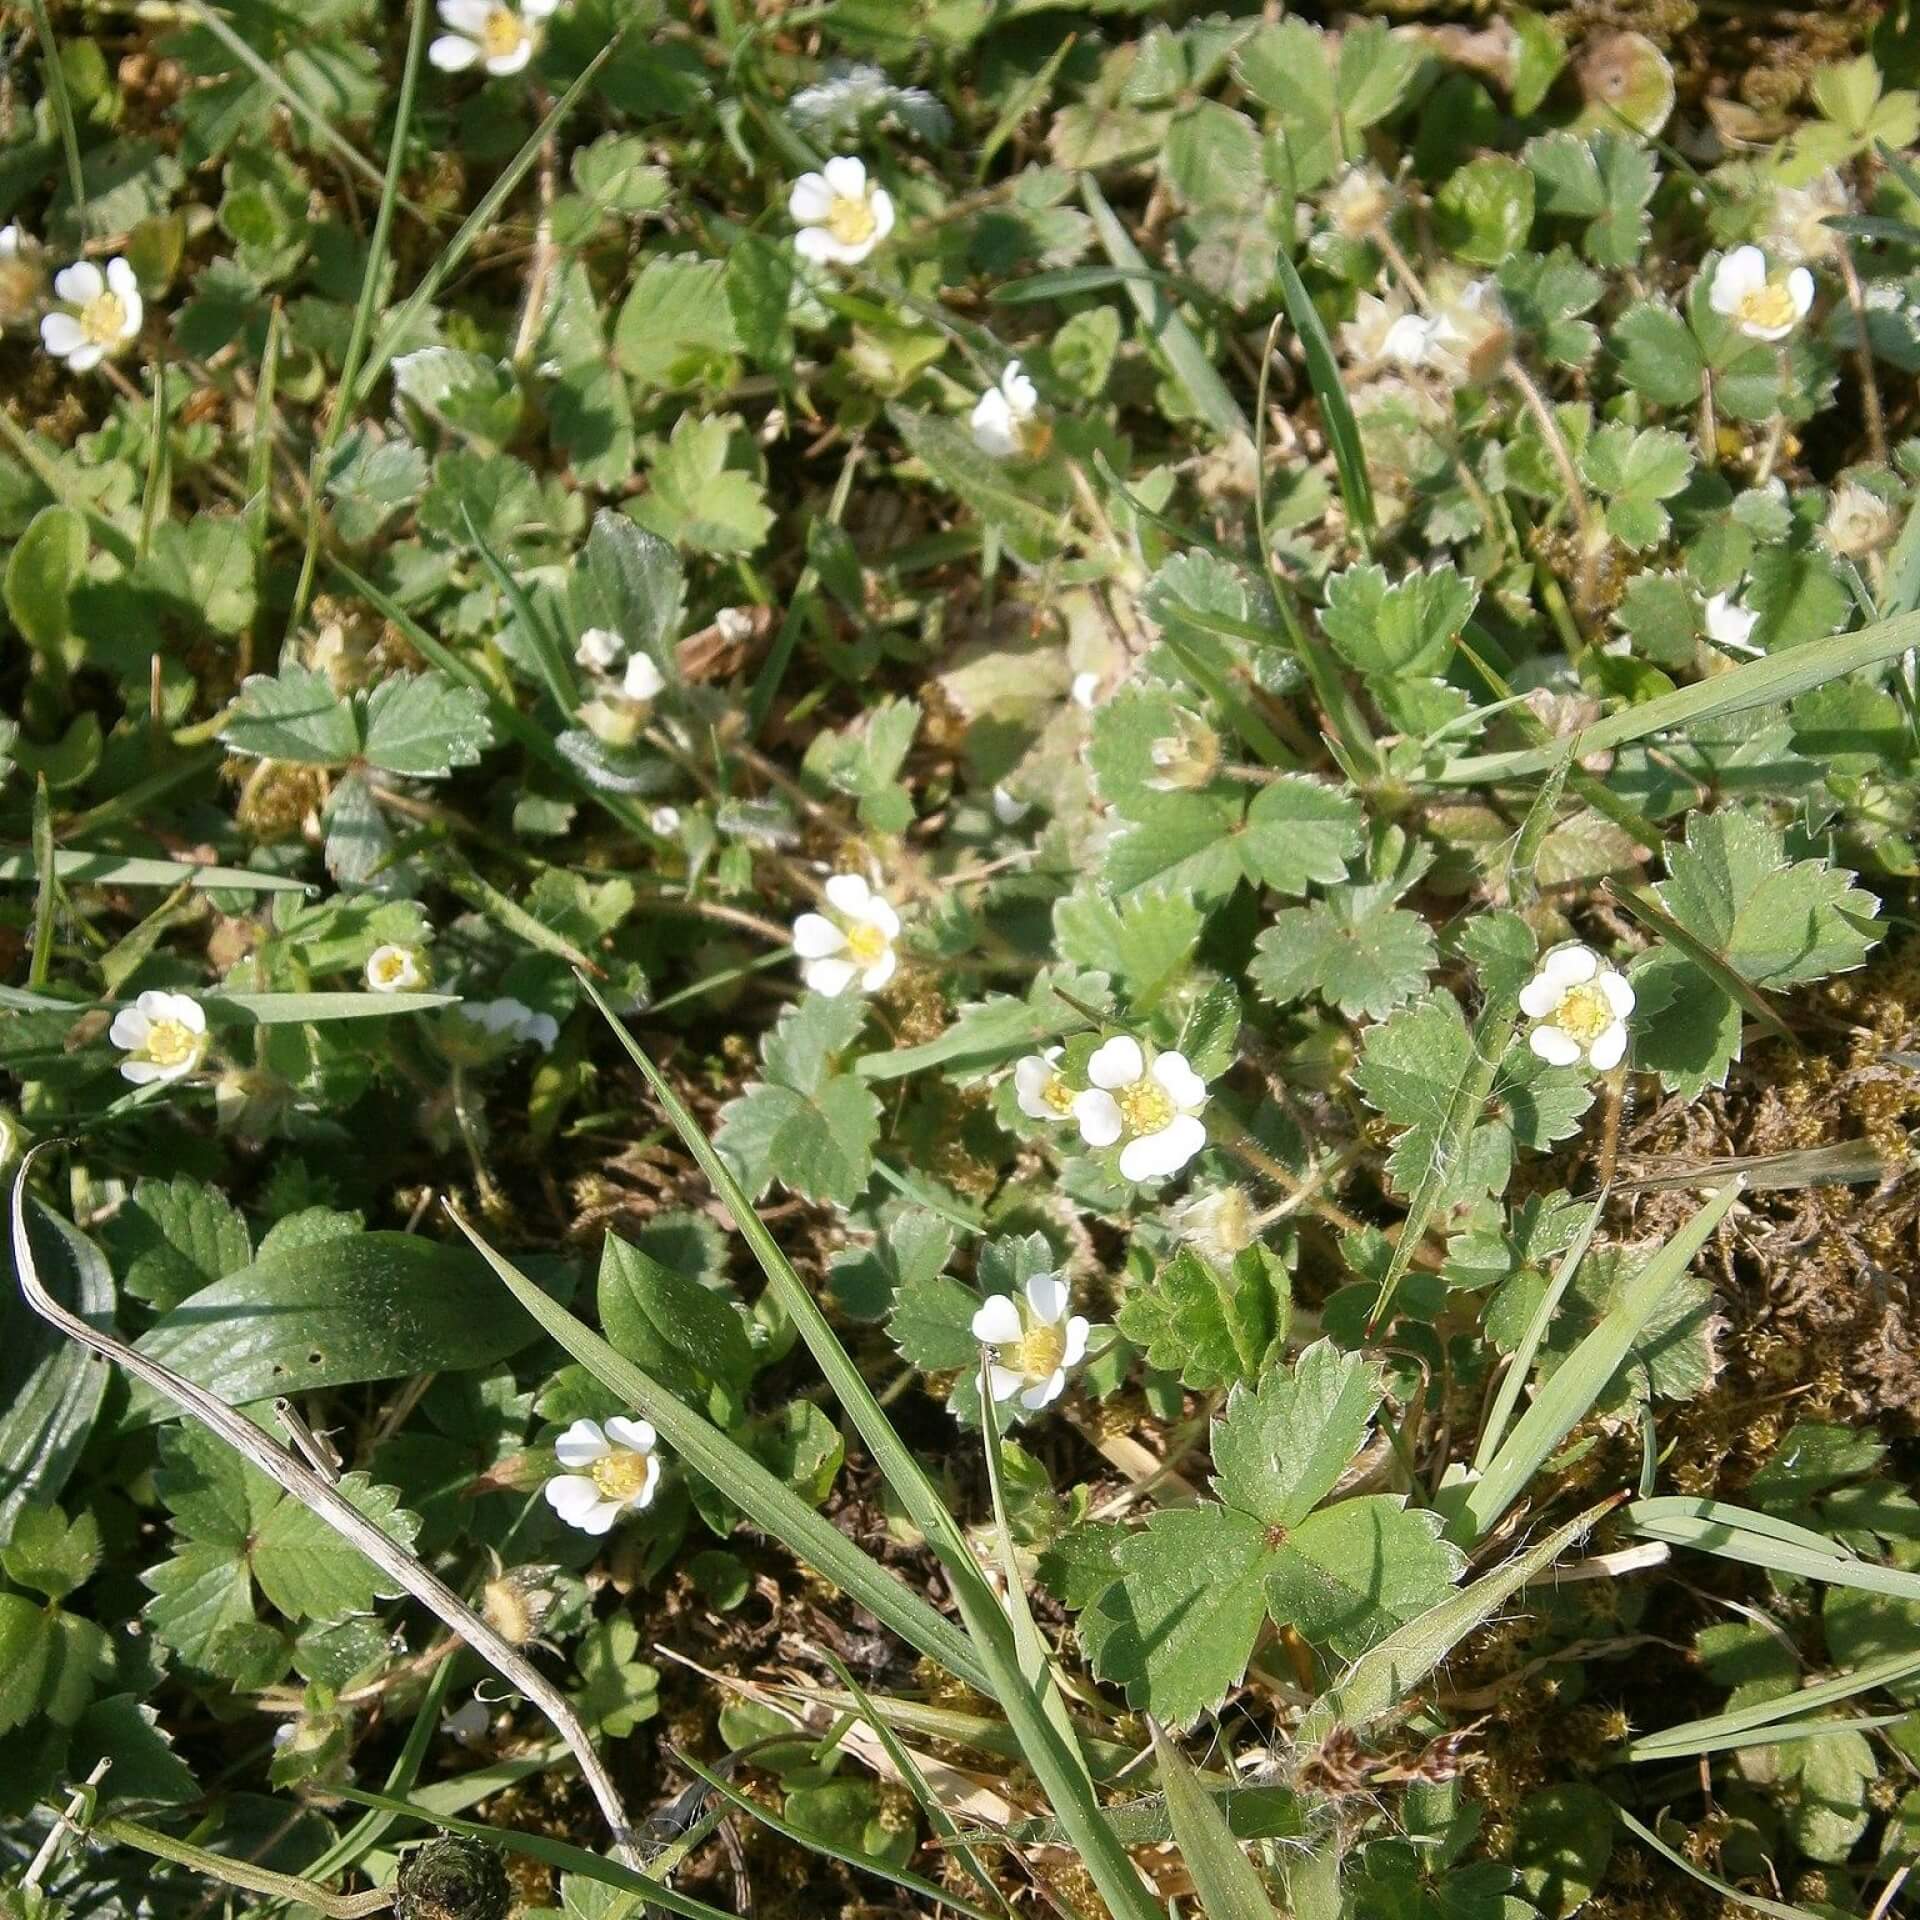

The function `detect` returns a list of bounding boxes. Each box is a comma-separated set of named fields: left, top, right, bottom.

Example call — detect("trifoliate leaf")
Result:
left=104, top=1175, right=251, bottom=1311
left=221, top=664, right=359, bottom=766
left=630, top=413, right=775, bottom=556
left=1627, top=945, right=1740, bottom=1100
left=828, top=1209, right=955, bottom=1322
left=569, top=1616, right=660, bottom=1738
left=1115, top=1245, right=1289, bottom=1391
left=1263, top=1497, right=1464, bottom=1659
left=1433, top=155, right=1534, bottom=267
left=361, top=671, right=494, bottom=778
left=1239, top=777, right=1368, bottom=894
left=1579, top=423, right=1692, bottom=551
left=1321, top=563, right=1477, bottom=680
left=324, top=427, right=429, bottom=546
left=1498, top=246, right=1603, bottom=367
left=1210, top=1339, right=1384, bottom=1527
left=1524, top=130, right=1654, bottom=267
left=1054, top=886, right=1205, bottom=1008
left=1251, top=892, right=1436, bottom=1020
left=248, top=1473, right=422, bottom=1621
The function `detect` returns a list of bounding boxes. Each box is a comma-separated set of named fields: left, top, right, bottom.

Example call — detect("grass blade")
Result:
left=1613, top=1805, right=1823, bottom=1920
left=25, top=0, right=87, bottom=240
left=1456, top=1184, right=1739, bottom=1541
left=1150, top=1720, right=1282, bottom=1920
left=1272, top=247, right=1374, bottom=545
left=444, top=1206, right=995, bottom=1697
left=1081, top=175, right=1249, bottom=445
left=1627, top=1708, right=1911, bottom=1762
left=1628, top=1496, right=1920, bottom=1601
left=0, top=848, right=312, bottom=893
left=1602, top=882, right=1795, bottom=1047
left=28, top=778, right=57, bottom=992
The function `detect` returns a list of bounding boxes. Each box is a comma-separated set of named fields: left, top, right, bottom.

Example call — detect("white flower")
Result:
left=789, top=155, right=895, bottom=266
left=366, top=944, right=426, bottom=994
left=543, top=1416, right=660, bottom=1535
left=970, top=360, right=1041, bottom=459
left=991, top=785, right=1030, bottom=827
left=0, top=226, right=23, bottom=259
left=650, top=805, right=682, bottom=836
left=1072, top=1036, right=1209, bottom=1184
left=620, top=651, right=665, bottom=702
left=1382, top=310, right=1452, bottom=370
left=575, top=626, right=622, bottom=672
left=429, top=0, right=558, bottom=76
left=40, top=257, right=142, bottom=372
left=971, top=1274, right=1089, bottom=1412
left=1071, top=671, right=1100, bottom=710
left=1521, top=943, right=1635, bottom=1073
left=1703, top=589, right=1761, bottom=655
left=462, top=996, right=560, bottom=1051
left=1174, top=1185, right=1258, bottom=1265
left=791, top=873, right=900, bottom=996
left=109, top=990, right=209, bottom=1086
left=1013, top=1046, right=1076, bottom=1122
left=1709, top=246, right=1813, bottom=343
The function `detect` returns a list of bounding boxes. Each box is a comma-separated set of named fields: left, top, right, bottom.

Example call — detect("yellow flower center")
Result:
left=80, top=290, right=128, bottom=348
left=844, top=920, right=889, bottom=967
left=1040, top=1072, right=1077, bottom=1117
left=1117, top=1079, right=1175, bottom=1137
left=1553, top=982, right=1615, bottom=1047
left=1736, top=281, right=1798, bottom=334
left=1016, top=1322, right=1066, bottom=1380
left=825, top=193, right=878, bottom=248
left=143, top=1019, right=200, bottom=1069
left=371, top=952, right=409, bottom=987
left=482, top=7, right=528, bottom=59
left=589, top=1449, right=652, bottom=1502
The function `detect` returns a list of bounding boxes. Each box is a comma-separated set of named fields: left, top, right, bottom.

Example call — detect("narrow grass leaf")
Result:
left=1272, top=247, right=1374, bottom=543
left=1613, top=1805, right=1823, bottom=1920
left=1150, top=1720, right=1282, bottom=1920
left=0, top=848, right=312, bottom=893
left=1628, top=1496, right=1920, bottom=1601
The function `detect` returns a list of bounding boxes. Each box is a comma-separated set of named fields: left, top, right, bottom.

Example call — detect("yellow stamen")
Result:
left=1016, top=1322, right=1066, bottom=1380
left=844, top=920, right=889, bottom=966
left=481, top=7, right=527, bottom=59
left=589, top=1449, right=652, bottom=1502
left=371, top=953, right=408, bottom=987
left=80, top=291, right=127, bottom=348
left=825, top=194, right=878, bottom=249
left=1116, top=1079, right=1175, bottom=1137
left=1552, top=983, right=1615, bottom=1047
left=1736, top=282, right=1798, bottom=334
left=144, top=1019, right=200, bottom=1070
left=1040, top=1073, right=1076, bottom=1117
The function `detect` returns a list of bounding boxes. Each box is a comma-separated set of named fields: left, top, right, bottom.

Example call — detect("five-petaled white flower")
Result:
left=366, top=944, right=427, bottom=994
left=792, top=873, right=900, bottom=996
left=1014, top=1046, right=1076, bottom=1122
left=1521, top=943, right=1634, bottom=1073
left=789, top=156, right=895, bottom=267
left=110, top=990, right=208, bottom=1086
left=1703, top=589, right=1760, bottom=655
left=462, top=996, right=560, bottom=1051
left=1709, top=246, right=1813, bottom=343
left=40, top=257, right=142, bottom=372
left=543, top=1416, right=661, bottom=1535
left=971, top=1274, right=1089, bottom=1412
left=429, top=0, right=557, bottom=75
left=970, top=361, right=1042, bottom=459
left=1073, top=1036, right=1208, bottom=1183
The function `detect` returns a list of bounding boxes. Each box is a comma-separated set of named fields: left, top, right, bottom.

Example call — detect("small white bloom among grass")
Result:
left=620, top=652, right=665, bottom=702
left=1014, top=1046, right=1076, bottom=1122
left=792, top=873, right=900, bottom=995
left=40, top=257, right=142, bottom=372
left=650, top=805, right=681, bottom=836
left=971, top=1274, right=1089, bottom=1412
left=575, top=626, right=622, bottom=672
left=1704, top=589, right=1761, bottom=655
left=110, top=990, right=208, bottom=1086
left=789, top=156, right=894, bottom=266
left=1382, top=311, right=1449, bottom=370
left=429, top=0, right=557, bottom=76
left=463, top=997, right=560, bottom=1051
left=543, top=1416, right=660, bottom=1535
left=1073, top=1036, right=1209, bottom=1183
left=991, top=785, right=1030, bottom=827
left=366, top=944, right=427, bottom=993
left=1521, top=943, right=1634, bottom=1072
left=1709, top=246, right=1813, bottom=342
left=970, top=360, right=1041, bottom=458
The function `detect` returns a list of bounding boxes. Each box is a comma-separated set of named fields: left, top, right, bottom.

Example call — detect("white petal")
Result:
left=521, top=0, right=561, bottom=14
left=603, top=1416, right=656, bottom=1455
left=1121, top=1114, right=1206, bottom=1183
left=105, top=257, right=138, bottom=301
left=1073, top=1088, right=1123, bottom=1149
left=1018, top=1371, right=1066, bottom=1411
left=40, top=313, right=83, bottom=357
left=859, top=946, right=897, bottom=992
left=108, top=1009, right=151, bottom=1050
left=1023, top=1273, right=1069, bottom=1327
left=0, top=227, right=20, bottom=257
left=970, top=389, right=1016, bottom=458
left=824, top=872, right=873, bottom=917
left=822, top=155, right=868, bottom=200
left=553, top=1418, right=610, bottom=1467
left=627, top=1454, right=661, bottom=1509
left=1014, top=1057, right=1057, bottom=1118
left=1543, top=944, right=1598, bottom=987
left=971, top=1294, right=1022, bottom=1344
left=1062, top=1317, right=1089, bottom=1367
left=621, top=653, right=664, bottom=701
left=792, top=912, right=847, bottom=960
left=1002, top=363, right=1037, bottom=416
left=803, top=955, right=859, bottom=996
left=1588, top=1023, right=1628, bottom=1072
left=793, top=226, right=841, bottom=264
left=1787, top=266, right=1815, bottom=317
left=1518, top=971, right=1564, bottom=1019
left=575, top=626, right=622, bottom=669
left=1529, top=1024, right=1583, bottom=1067
left=1087, top=1034, right=1144, bottom=1090
left=788, top=173, right=833, bottom=222
left=65, top=342, right=103, bottom=373
left=864, top=896, right=901, bottom=939
left=1598, top=971, right=1635, bottom=1018
left=486, top=38, right=533, bottom=73
left=1382, top=313, right=1436, bottom=367
left=987, top=1363, right=1025, bottom=1403
left=439, top=0, right=492, bottom=27
left=867, top=189, right=895, bottom=241
left=53, top=261, right=102, bottom=305
left=1710, top=246, right=1766, bottom=311
left=429, top=32, right=482, bottom=68
left=577, top=1497, right=623, bottom=1535
left=119, top=1058, right=164, bottom=1086
left=1151, top=1051, right=1208, bottom=1112
left=544, top=1474, right=606, bottom=1527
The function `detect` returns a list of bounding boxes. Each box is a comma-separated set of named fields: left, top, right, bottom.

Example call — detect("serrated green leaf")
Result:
left=1211, top=1339, right=1384, bottom=1527
left=221, top=664, right=360, bottom=765
left=1251, top=892, right=1436, bottom=1019
left=1115, top=1246, right=1289, bottom=1391
left=1321, top=563, right=1477, bottom=680
left=249, top=1472, right=421, bottom=1621
left=1265, top=1497, right=1465, bottom=1658
left=105, top=1174, right=251, bottom=1311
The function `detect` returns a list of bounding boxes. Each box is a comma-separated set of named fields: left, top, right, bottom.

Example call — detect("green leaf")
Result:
left=891, top=404, right=1063, bottom=554
left=1251, top=892, right=1436, bottom=1019
left=725, top=231, right=796, bottom=372
left=360, top=670, right=494, bottom=778
left=0, top=1504, right=101, bottom=1602
left=220, top=664, right=360, bottom=766
left=1265, top=1498, right=1465, bottom=1659
left=1239, top=777, right=1368, bottom=894
left=1747, top=546, right=1850, bottom=651
left=1211, top=1339, right=1384, bottom=1527
left=571, top=507, right=685, bottom=670
left=1053, top=886, right=1204, bottom=1007
left=598, top=1233, right=754, bottom=1402
left=1433, top=155, right=1535, bottom=266
left=570, top=1616, right=660, bottom=1738
left=1321, top=563, right=1477, bottom=680
left=1150, top=1721, right=1282, bottom=1920
left=5, top=505, right=86, bottom=652
left=104, top=1174, right=251, bottom=1311
left=1513, top=1783, right=1615, bottom=1918
left=1579, top=423, right=1692, bottom=551
left=828, top=1210, right=955, bottom=1323
left=249, top=1473, right=422, bottom=1621
left=630, top=412, right=773, bottom=557
left=131, top=1233, right=539, bottom=1416
left=1115, top=1246, right=1289, bottom=1391
left=612, top=254, right=739, bottom=387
